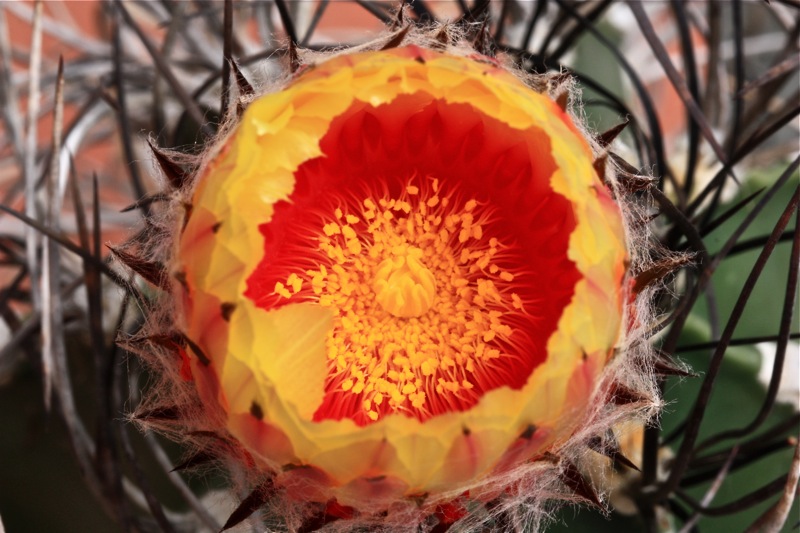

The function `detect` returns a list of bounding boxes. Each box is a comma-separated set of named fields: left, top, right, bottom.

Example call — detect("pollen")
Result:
left=279, top=179, right=529, bottom=425
left=273, top=281, right=292, bottom=299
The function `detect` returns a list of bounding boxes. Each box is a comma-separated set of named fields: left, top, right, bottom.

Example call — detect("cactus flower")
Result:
left=172, top=43, right=629, bottom=526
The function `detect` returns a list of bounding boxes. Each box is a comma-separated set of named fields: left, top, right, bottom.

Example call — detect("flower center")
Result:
left=373, top=246, right=436, bottom=318
left=268, top=178, right=540, bottom=425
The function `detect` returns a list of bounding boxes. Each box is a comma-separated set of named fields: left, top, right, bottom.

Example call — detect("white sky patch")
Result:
left=757, top=342, right=800, bottom=410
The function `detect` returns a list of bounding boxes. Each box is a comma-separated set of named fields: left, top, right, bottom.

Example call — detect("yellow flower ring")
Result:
left=177, top=45, right=627, bottom=511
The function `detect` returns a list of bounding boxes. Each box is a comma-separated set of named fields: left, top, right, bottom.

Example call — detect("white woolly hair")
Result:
left=123, top=20, right=667, bottom=533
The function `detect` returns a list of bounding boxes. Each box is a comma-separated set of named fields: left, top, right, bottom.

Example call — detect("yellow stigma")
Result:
left=277, top=179, right=524, bottom=421
left=373, top=246, right=436, bottom=318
